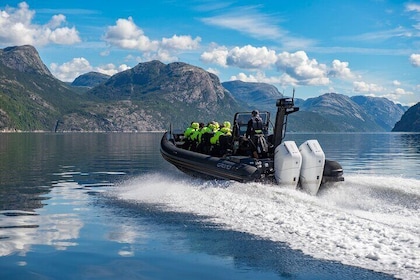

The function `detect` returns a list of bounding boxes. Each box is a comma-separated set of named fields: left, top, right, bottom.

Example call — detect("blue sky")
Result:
left=1, top=1, right=419, bottom=105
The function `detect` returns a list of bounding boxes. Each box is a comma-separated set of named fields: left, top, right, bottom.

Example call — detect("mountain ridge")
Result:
left=0, top=45, right=413, bottom=132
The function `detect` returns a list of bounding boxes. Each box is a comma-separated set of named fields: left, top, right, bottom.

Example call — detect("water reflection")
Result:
left=0, top=133, right=164, bottom=211
left=0, top=183, right=84, bottom=257
left=0, top=133, right=163, bottom=260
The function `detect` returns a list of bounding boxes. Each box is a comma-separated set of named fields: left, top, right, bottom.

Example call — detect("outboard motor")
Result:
left=299, top=140, right=325, bottom=195
left=273, top=96, right=301, bottom=190
left=274, top=141, right=302, bottom=189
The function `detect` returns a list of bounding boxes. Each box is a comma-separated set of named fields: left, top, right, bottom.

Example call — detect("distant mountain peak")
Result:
left=89, top=60, right=230, bottom=106
left=0, top=45, right=52, bottom=77
left=71, top=71, right=110, bottom=87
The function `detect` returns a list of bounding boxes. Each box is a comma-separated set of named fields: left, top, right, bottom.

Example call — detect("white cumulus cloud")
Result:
left=382, top=88, right=414, bottom=102
left=328, top=60, right=355, bottom=79
left=161, top=34, right=201, bottom=50
left=103, top=17, right=159, bottom=51
left=200, top=45, right=229, bottom=67
left=50, top=57, right=129, bottom=82
left=201, top=45, right=358, bottom=86
left=405, top=3, right=420, bottom=13
left=103, top=17, right=201, bottom=61
left=276, top=51, right=329, bottom=86
left=226, top=45, right=277, bottom=69
left=230, top=71, right=284, bottom=84
left=0, top=2, right=81, bottom=46
left=392, top=80, right=401, bottom=86
left=409, top=53, right=420, bottom=67
left=353, top=81, right=384, bottom=93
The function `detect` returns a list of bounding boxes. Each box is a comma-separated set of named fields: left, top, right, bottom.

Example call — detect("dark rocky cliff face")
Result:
left=0, top=45, right=52, bottom=77
left=392, top=102, right=420, bottom=132
left=85, top=60, right=242, bottom=128
left=89, top=60, right=229, bottom=104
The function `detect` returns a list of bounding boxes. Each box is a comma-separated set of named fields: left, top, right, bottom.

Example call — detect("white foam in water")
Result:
left=114, top=173, right=420, bottom=280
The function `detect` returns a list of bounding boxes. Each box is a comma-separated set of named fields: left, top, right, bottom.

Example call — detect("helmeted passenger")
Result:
left=183, top=122, right=199, bottom=150
left=184, top=122, right=199, bottom=139
left=198, top=122, right=217, bottom=154
left=220, top=121, right=232, bottom=135
left=189, top=122, right=204, bottom=151
left=210, top=121, right=233, bottom=156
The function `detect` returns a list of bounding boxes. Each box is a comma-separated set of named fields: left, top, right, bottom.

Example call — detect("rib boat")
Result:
left=160, top=97, right=344, bottom=195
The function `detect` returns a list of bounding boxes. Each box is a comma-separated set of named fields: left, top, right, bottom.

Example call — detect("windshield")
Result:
left=233, top=111, right=270, bottom=136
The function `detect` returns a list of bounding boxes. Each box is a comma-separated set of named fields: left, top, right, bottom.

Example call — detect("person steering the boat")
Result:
left=246, top=110, right=268, bottom=158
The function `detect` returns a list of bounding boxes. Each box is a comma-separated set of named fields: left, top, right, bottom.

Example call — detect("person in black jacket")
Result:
left=246, top=110, right=267, bottom=158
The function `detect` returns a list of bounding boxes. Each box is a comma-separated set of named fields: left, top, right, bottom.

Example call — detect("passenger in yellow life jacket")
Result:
left=183, top=122, right=199, bottom=150
left=210, top=122, right=233, bottom=156
left=189, top=122, right=204, bottom=151
left=210, top=129, right=225, bottom=145
left=184, top=122, right=199, bottom=139
left=221, top=121, right=232, bottom=135
left=213, top=121, right=220, bottom=131
left=199, top=122, right=217, bottom=154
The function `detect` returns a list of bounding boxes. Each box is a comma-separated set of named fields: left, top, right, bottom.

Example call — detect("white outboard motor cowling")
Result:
left=274, top=141, right=302, bottom=189
left=299, top=140, right=325, bottom=195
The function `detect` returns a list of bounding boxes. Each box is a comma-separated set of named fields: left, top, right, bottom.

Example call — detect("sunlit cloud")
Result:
left=405, top=3, right=420, bottom=13
left=50, top=57, right=129, bottom=82
left=353, top=81, right=385, bottom=93
left=200, top=45, right=229, bottom=67
left=0, top=2, right=81, bottom=46
left=103, top=17, right=201, bottom=62
left=226, top=45, right=277, bottom=69
left=202, top=44, right=358, bottom=86
left=410, top=53, right=420, bottom=66
left=328, top=60, right=356, bottom=79
left=276, top=51, right=329, bottom=86
left=103, top=17, right=159, bottom=51
left=382, top=87, right=414, bottom=102
left=393, top=80, right=401, bottom=86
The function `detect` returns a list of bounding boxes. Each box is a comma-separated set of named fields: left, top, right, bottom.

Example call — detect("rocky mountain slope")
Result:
left=299, top=93, right=382, bottom=132
left=0, top=45, right=84, bottom=131
left=0, top=45, right=247, bottom=131
left=79, top=60, right=243, bottom=130
left=225, top=81, right=406, bottom=132
left=0, top=45, right=52, bottom=76
left=392, top=102, right=420, bottom=132
left=222, top=80, right=283, bottom=112
left=350, top=95, right=406, bottom=131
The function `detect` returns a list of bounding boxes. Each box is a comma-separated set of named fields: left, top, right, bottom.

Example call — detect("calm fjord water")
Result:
left=0, top=132, right=419, bottom=279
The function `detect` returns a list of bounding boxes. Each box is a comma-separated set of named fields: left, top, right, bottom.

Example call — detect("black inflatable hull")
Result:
left=160, top=132, right=264, bottom=182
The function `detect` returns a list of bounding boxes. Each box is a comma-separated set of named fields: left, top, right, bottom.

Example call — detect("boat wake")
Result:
left=113, top=172, right=420, bottom=280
